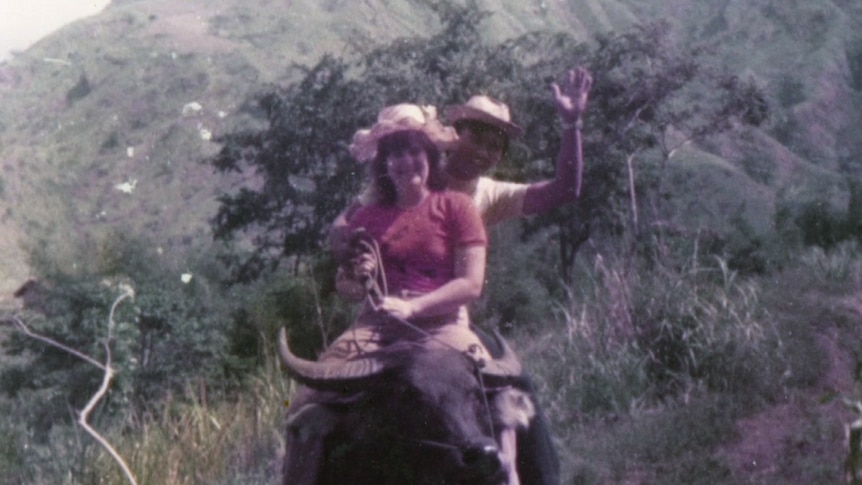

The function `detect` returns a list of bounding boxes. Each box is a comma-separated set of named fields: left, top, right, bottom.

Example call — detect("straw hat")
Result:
left=445, top=95, right=523, bottom=138
left=349, top=104, right=458, bottom=162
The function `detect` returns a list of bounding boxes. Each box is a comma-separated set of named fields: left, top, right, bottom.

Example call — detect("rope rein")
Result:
left=350, top=233, right=498, bottom=437
left=351, top=237, right=387, bottom=310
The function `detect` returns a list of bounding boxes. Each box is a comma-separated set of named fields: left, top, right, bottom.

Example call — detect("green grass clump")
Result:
left=105, top=367, right=288, bottom=485
left=524, top=251, right=785, bottom=423
left=513, top=248, right=797, bottom=482
left=3, top=360, right=292, bottom=485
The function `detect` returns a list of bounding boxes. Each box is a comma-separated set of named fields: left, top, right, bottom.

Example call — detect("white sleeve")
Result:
left=473, top=177, right=528, bottom=226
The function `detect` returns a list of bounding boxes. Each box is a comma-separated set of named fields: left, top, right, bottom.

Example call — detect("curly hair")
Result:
left=369, top=130, right=447, bottom=206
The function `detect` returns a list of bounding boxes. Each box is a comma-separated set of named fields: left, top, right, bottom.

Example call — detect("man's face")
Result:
left=446, top=122, right=508, bottom=181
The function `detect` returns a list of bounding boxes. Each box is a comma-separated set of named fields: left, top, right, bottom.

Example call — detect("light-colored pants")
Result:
left=319, top=304, right=490, bottom=363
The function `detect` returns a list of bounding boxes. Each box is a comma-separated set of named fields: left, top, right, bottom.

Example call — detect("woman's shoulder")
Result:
left=349, top=201, right=393, bottom=228
left=428, top=190, right=482, bottom=222
left=432, top=189, right=475, bottom=207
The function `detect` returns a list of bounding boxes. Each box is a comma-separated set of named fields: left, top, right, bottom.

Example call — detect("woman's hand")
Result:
left=376, top=246, right=485, bottom=321
left=378, top=296, right=417, bottom=321
left=351, top=252, right=377, bottom=283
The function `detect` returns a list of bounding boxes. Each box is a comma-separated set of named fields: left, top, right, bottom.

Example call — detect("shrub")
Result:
left=796, top=199, right=845, bottom=248
left=2, top=233, right=249, bottom=439
left=633, top=257, right=785, bottom=398
left=0, top=401, right=29, bottom=484
left=776, top=180, right=862, bottom=251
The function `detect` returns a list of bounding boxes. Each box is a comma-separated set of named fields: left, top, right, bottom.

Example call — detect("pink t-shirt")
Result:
left=348, top=191, right=487, bottom=294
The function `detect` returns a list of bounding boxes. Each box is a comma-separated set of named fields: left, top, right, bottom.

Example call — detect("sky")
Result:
left=0, top=0, right=111, bottom=61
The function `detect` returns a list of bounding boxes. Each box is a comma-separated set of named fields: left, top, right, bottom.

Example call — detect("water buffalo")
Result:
left=278, top=328, right=534, bottom=485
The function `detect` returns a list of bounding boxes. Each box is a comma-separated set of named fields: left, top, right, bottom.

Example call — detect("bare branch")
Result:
left=6, top=284, right=139, bottom=485
left=626, top=150, right=641, bottom=234
left=8, top=316, right=106, bottom=370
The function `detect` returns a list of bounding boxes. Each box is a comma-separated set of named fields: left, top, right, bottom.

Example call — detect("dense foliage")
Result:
left=0, top=238, right=241, bottom=442
left=17, top=2, right=862, bottom=484
left=209, top=1, right=768, bottom=282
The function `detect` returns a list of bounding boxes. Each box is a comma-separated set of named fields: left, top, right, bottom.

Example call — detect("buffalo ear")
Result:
left=492, top=388, right=535, bottom=429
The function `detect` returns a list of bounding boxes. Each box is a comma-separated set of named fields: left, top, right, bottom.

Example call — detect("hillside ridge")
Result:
left=1, top=0, right=860, bottom=297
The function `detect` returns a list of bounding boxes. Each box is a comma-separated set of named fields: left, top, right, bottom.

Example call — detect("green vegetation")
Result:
left=2, top=1, right=861, bottom=484
left=209, top=5, right=766, bottom=282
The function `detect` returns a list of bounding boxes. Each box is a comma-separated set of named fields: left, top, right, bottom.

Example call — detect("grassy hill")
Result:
left=1, top=0, right=859, bottom=298
left=2, top=1, right=862, bottom=483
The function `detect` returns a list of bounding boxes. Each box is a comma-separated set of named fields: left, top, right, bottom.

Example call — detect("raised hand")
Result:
left=551, top=66, right=592, bottom=125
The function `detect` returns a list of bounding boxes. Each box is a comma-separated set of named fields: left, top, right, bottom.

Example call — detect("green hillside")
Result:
left=0, top=1, right=860, bottom=292
left=1, top=1, right=862, bottom=484
left=1, top=0, right=860, bottom=297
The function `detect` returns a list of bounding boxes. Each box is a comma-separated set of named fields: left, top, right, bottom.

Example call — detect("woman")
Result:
left=283, top=104, right=500, bottom=485
left=327, top=102, right=490, bottom=360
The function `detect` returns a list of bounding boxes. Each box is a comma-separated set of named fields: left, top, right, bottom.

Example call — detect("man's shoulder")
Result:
left=476, top=176, right=527, bottom=190
left=473, top=176, right=528, bottom=225
left=475, top=176, right=528, bottom=199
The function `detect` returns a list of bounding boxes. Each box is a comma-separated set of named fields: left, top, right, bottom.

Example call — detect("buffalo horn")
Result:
left=479, top=330, right=522, bottom=378
left=277, top=327, right=385, bottom=383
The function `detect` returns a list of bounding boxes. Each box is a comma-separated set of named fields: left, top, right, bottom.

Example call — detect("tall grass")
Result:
left=0, top=350, right=293, bottom=485
left=507, top=249, right=791, bottom=482
left=798, top=240, right=862, bottom=288
left=4, top=242, right=858, bottom=484
left=97, top=355, right=291, bottom=485
left=798, top=241, right=862, bottom=483
left=523, top=250, right=785, bottom=424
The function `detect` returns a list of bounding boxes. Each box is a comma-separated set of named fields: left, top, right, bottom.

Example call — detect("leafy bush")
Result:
left=2, top=236, right=247, bottom=439
left=795, top=240, right=862, bottom=290
left=795, top=198, right=846, bottom=248
left=0, top=402, right=29, bottom=484
left=632, top=257, right=785, bottom=398
left=776, top=179, right=862, bottom=251
left=470, top=224, right=560, bottom=333
left=234, top=254, right=357, bottom=361
left=1, top=280, right=136, bottom=439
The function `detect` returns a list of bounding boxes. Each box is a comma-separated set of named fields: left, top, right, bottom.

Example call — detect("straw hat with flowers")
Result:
left=349, top=104, right=458, bottom=162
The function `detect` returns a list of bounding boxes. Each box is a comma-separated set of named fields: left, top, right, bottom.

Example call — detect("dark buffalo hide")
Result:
left=279, top=329, right=529, bottom=485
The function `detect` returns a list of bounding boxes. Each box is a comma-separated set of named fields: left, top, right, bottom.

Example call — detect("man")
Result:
left=444, top=67, right=590, bottom=226
left=329, top=67, right=592, bottom=485
left=332, top=67, right=590, bottom=255
left=440, top=67, right=591, bottom=485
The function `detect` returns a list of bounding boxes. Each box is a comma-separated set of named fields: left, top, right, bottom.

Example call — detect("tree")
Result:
left=208, top=2, right=769, bottom=282
left=524, top=22, right=769, bottom=277
left=1, top=239, right=238, bottom=439
left=209, top=1, right=498, bottom=282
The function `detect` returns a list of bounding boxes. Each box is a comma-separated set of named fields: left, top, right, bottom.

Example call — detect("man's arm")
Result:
left=522, top=67, right=592, bottom=215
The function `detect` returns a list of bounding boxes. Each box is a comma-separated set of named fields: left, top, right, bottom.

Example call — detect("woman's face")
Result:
left=386, top=145, right=430, bottom=195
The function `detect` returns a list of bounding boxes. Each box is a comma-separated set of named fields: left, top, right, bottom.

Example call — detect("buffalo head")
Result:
left=278, top=328, right=531, bottom=485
